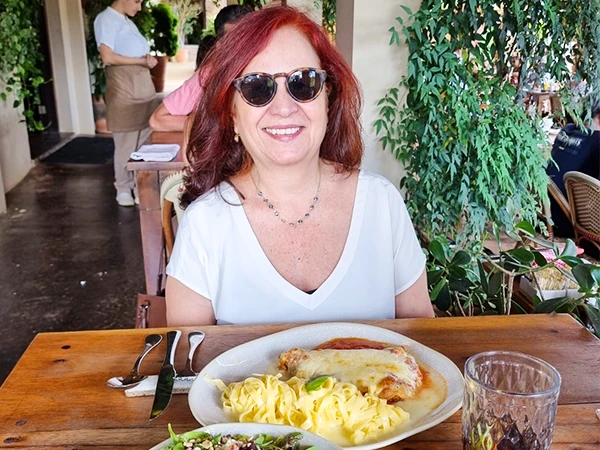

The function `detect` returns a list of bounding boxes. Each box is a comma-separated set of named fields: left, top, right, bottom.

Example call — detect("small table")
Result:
left=127, top=131, right=186, bottom=295
left=527, top=90, right=560, bottom=116
left=0, top=315, right=598, bottom=449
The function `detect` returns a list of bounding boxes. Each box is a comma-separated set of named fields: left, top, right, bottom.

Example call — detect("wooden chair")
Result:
left=564, top=171, right=600, bottom=251
left=543, top=178, right=571, bottom=239
left=136, top=294, right=167, bottom=328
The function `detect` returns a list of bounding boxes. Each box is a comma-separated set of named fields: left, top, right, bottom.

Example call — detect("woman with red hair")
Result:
left=165, top=6, right=433, bottom=325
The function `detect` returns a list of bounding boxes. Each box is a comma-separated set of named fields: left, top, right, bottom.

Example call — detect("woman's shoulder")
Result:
left=359, top=170, right=403, bottom=199
left=183, top=182, right=239, bottom=220
left=94, top=7, right=117, bottom=27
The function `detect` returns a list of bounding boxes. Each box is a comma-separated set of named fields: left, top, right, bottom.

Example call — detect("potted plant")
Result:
left=167, top=0, right=203, bottom=63
left=376, top=0, right=599, bottom=250
left=426, top=222, right=600, bottom=337
left=150, top=3, right=179, bottom=92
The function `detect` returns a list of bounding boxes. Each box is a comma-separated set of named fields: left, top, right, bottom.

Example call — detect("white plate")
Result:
left=149, top=422, right=343, bottom=450
left=189, top=322, right=464, bottom=450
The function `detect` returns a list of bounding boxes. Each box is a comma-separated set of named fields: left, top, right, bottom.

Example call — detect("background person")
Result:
left=547, top=100, right=600, bottom=237
left=94, top=0, right=160, bottom=207
left=165, top=6, right=434, bottom=326
left=149, top=5, right=252, bottom=132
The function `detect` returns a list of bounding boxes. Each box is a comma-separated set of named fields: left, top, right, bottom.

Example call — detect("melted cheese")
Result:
left=280, top=348, right=421, bottom=399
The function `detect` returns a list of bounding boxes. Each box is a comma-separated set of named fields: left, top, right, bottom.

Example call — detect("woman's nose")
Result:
left=268, top=79, right=299, bottom=117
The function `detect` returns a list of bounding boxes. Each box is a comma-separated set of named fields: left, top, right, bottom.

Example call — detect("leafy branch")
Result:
left=0, top=0, right=47, bottom=131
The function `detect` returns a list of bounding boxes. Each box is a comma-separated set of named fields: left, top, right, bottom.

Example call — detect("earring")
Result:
left=234, top=133, right=240, bottom=143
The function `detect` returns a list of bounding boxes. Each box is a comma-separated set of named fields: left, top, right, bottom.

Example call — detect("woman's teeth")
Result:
left=265, top=127, right=300, bottom=135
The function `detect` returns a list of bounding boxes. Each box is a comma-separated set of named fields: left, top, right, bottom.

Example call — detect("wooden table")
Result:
left=0, top=315, right=598, bottom=449
left=127, top=132, right=185, bottom=295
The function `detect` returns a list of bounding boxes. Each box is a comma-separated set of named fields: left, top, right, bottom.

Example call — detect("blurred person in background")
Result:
left=94, top=0, right=160, bottom=207
left=149, top=5, right=252, bottom=132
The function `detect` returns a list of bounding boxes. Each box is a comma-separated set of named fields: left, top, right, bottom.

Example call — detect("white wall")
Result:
left=0, top=82, right=33, bottom=209
left=45, top=0, right=95, bottom=135
left=287, top=0, right=322, bottom=22
left=337, top=0, right=420, bottom=188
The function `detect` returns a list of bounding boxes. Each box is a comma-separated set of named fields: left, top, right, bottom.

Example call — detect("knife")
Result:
left=149, top=330, right=182, bottom=420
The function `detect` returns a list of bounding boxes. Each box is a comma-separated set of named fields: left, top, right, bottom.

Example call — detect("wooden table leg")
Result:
left=136, top=170, right=163, bottom=296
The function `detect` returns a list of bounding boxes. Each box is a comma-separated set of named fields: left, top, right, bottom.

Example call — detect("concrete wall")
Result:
left=0, top=81, right=33, bottom=211
left=45, top=0, right=95, bottom=135
left=337, top=0, right=420, bottom=188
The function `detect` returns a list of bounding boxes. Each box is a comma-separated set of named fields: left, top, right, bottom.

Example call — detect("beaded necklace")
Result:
left=250, top=168, right=321, bottom=227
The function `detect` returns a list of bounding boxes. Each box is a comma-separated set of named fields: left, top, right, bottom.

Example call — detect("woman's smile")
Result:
left=263, top=126, right=303, bottom=141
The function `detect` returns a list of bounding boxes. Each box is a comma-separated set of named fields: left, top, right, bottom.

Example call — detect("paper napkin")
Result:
left=124, top=374, right=195, bottom=397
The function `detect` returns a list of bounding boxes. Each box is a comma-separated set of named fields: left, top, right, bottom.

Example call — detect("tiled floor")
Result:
left=0, top=161, right=145, bottom=385
left=0, top=60, right=195, bottom=386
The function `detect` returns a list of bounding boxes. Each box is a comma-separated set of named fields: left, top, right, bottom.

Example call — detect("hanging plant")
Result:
left=0, top=0, right=47, bottom=131
left=375, top=0, right=599, bottom=250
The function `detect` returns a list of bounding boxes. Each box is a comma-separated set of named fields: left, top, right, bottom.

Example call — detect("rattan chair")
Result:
left=564, top=171, right=600, bottom=251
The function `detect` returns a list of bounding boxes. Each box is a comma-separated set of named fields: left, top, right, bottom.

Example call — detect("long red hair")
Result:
left=183, top=6, right=363, bottom=205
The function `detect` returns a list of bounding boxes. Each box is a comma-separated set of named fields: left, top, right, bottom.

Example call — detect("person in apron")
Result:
left=94, top=0, right=160, bottom=206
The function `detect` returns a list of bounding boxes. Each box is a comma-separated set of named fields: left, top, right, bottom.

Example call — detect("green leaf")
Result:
left=429, top=240, right=447, bottom=264
left=560, top=256, right=583, bottom=267
left=515, top=220, right=536, bottom=236
left=400, top=5, right=412, bottom=16
left=305, top=375, right=330, bottom=392
left=560, top=240, right=577, bottom=257
left=507, top=248, right=535, bottom=265
left=525, top=236, right=556, bottom=251
left=533, top=296, right=573, bottom=313
left=427, top=269, right=444, bottom=286
left=591, top=267, right=600, bottom=286
left=573, top=264, right=595, bottom=290
left=478, top=260, right=489, bottom=294
left=448, top=265, right=467, bottom=279
left=488, top=272, right=502, bottom=296
left=532, top=251, right=549, bottom=268
left=435, top=284, right=451, bottom=311
left=430, top=278, right=446, bottom=300
left=582, top=304, right=600, bottom=338
left=449, top=278, right=471, bottom=293
left=450, top=250, right=471, bottom=267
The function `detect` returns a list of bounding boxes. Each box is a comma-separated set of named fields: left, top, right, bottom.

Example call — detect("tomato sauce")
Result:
left=314, top=337, right=391, bottom=350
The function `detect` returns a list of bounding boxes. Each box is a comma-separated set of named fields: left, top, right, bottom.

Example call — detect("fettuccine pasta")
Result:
left=208, top=374, right=410, bottom=444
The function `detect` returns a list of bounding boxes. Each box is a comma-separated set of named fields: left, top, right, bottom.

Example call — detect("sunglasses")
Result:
left=232, top=67, right=327, bottom=107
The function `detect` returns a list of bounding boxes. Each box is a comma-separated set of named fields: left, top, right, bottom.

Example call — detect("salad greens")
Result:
left=165, top=425, right=318, bottom=450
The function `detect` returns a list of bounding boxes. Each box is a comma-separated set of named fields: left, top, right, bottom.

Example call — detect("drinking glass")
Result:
left=462, top=351, right=561, bottom=450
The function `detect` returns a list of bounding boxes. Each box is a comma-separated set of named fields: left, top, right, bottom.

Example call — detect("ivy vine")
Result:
left=376, top=0, right=599, bottom=250
left=0, top=0, right=47, bottom=131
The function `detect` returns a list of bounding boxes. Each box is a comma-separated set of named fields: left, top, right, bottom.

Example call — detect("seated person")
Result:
left=149, top=5, right=251, bottom=132
left=165, top=7, right=434, bottom=327
left=195, top=34, right=217, bottom=70
left=546, top=100, right=600, bottom=237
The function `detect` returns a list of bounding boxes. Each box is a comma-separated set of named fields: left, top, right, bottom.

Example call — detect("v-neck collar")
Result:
left=227, top=171, right=367, bottom=310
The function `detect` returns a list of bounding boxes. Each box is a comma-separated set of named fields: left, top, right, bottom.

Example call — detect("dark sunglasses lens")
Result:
left=288, top=69, right=322, bottom=102
left=240, top=74, right=275, bottom=106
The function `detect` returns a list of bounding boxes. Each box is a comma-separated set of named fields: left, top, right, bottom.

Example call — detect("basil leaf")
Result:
left=305, top=375, right=330, bottom=392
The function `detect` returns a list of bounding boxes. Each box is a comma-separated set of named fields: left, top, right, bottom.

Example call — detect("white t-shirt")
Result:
left=166, top=171, right=426, bottom=325
left=94, top=7, right=149, bottom=58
